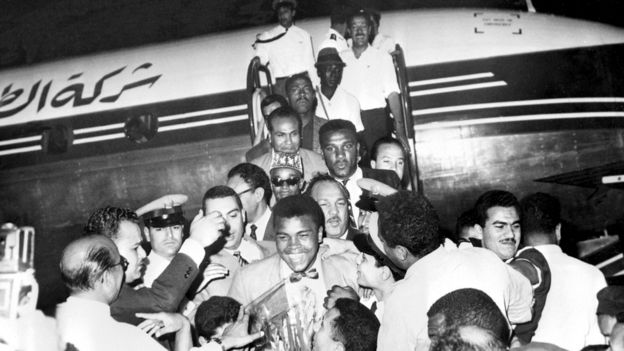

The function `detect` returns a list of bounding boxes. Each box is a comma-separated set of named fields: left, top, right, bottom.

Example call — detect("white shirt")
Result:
left=377, top=244, right=533, bottom=351
left=372, top=33, right=397, bottom=54
left=340, top=46, right=400, bottom=110
left=280, top=257, right=328, bottom=324
left=318, top=28, right=349, bottom=52
left=255, top=24, right=315, bottom=79
left=336, top=167, right=363, bottom=223
left=247, top=207, right=272, bottom=241
left=315, top=87, right=364, bottom=131
left=142, top=238, right=206, bottom=288
left=531, top=245, right=607, bottom=350
left=56, top=296, right=165, bottom=351
left=225, top=238, right=265, bottom=263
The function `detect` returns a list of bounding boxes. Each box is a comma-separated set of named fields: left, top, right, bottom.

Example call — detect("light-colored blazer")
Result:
left=228, top=253, right=358, bottom=305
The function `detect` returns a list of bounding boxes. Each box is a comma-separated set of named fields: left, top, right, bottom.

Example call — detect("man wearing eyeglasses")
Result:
left=84, top=206, right=223, bottom=326
left=56, top=235, right=166, bottom=351
left=269, top=151, right=305, bottom=202
left=251, top=106, right=328, bottom=182
left=226, top=163, right=274, bottom=242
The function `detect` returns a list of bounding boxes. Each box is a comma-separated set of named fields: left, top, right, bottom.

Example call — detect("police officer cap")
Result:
left=273, top=0, right=296, bottom=10
left=597, top=286, right=624, bottom=316
left=136, top=194, right=188, bottom=228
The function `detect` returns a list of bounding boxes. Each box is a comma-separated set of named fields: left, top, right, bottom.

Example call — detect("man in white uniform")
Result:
left=254, top=0, right=315, bottom=96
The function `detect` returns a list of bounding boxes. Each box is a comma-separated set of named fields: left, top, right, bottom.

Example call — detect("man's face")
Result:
left=321, top=130, right=359, bottom=180
left=287, top=78, right=315, bottom=115
left=227, top=175, right=261, bottom=219
left=356, top=253, right=384, bottom=288
left=311, top=181, right=349, bottom=238
left=113, top=220, right=147, bottom=284
left=270, top=116, right=301, bottom=153
left=349, top=15, right=370, bottom=48
left=317, top=64, right=343, bottom=90
left=146, top=224, right=183, bottom=260
left=277, top=5, right=295, bottom=28
left=275, top=215, right=322, bottom=272
left=371, top=143, right=405, bottom=180
left=480, top=206, right=521, bottom=260
left=204, top=196, right=245, bottom=250
left=312, top=307, right=341, bottom=351
left=271, top=168, right=303, bottom=201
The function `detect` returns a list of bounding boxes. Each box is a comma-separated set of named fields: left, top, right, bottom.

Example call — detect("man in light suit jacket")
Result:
left=228, top=195, right=358, bottom=314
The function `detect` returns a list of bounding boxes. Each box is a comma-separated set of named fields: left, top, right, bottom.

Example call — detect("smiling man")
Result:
left=473, top=190, right=522, bottom=261
left=228, top=195, right=358, bottom=320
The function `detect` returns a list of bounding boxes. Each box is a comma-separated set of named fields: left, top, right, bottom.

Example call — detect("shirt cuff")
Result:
left=179, top=238, right=206, bottom=265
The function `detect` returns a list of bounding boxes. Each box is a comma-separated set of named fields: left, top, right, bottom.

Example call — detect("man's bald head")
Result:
left=60, top=235, right=121, bottom=294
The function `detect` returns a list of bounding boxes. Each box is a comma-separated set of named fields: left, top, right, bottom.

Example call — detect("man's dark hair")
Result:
left=261, top=94, right=288, bottom=118
left=285, top=72, right=313, bottom=94
left=474, top=190, right=520, bottom=227
left=520, top=192, right=561, bottom=243
left=319, top=119, right=357, bottom=146
left=84, top=207, right=139, bottom=239
left=305, top=173, right=350, bottom=200
left=272, top=194, right=325, bottom=230
left=202, top=186, right=243, bottom=213
left=455, top=208, right=479, bottom=238
left=266, top=106, right=302, bottom=133
left=377, top=191, right=441, bottom=257
left=330, top=6, right=348, bottom=27
left=60, top=238, right=118, bottom=292
left=429, top=326, right=507, bottom=351
left=275, top=1, right=295, bottom=12
left=331, top=298, right=380, bottom=351
left=228, top=163, right=272, bottom=205
left=427, top=288, right=510, bottom=344
left=370, top=136, right=405, bottom=161
left=195, top=296, right=242, bottom=339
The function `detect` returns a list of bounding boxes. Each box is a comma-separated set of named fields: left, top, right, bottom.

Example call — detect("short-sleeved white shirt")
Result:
left=315, top=86, right=364, bottom=131
left=339, top=46, right=400, bottom=110
left=255, top=25, right=316, bottom=79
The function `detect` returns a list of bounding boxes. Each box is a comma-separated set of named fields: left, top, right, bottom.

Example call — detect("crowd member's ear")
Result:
left=381, top=266, right=392, bottom=281
left=474, top=224, right=484, bottom=241
left=317, top=225, right=324, bottom=244
left=555, top=223, right=562, bottom=243
left=393, top=245, right=409, bottom=262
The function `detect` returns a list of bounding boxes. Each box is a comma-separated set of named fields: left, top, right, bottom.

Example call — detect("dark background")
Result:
left=1, top=0, right=623, bottom=69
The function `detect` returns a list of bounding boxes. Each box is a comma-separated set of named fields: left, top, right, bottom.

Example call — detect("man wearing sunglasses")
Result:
left=269, top=151, right=306, bottom=202
left=251, top=106, right=328, bottom=182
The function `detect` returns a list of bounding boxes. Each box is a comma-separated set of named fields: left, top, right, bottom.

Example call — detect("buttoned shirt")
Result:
left=340, top=46, right=400, bottom=110
left=531, top=245, right=607, bottom=350
left=279, top=257, right=328, bottom=323
left=56, top=296, right=165, bottom=351
left=315, top=87, right=364, bottom=131
left=318, top=28, right=349, bottom=52
left=372, top=33, right=398, bottom=54
left=378, top=244, right=533, bottom=351
left=247, top=207, right=272, bottom=241
left=335, top=167, right=363, bottom=223
left=255, top=25, right=315, bottom=79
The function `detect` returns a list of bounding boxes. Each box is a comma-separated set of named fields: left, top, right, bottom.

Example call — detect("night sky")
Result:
left=1, top=0, right=623, bottom=69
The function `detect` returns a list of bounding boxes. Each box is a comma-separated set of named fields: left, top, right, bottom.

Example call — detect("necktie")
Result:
left=289, top=268, right=319, bottom=283
left=370, top=301, right=378, bottom=313
left=249, top=224, right=258, bottom=241
left=342, top=178, right=349, bottom=186
left=233, top=251, right=249, bottom=267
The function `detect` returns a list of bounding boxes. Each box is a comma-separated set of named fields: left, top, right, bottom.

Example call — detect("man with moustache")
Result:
left=84, top=205, right=223, bottom=325
left=228, top=195, right=358, bottom=324
left=285, top=73, right=328, bottom=154
left=339, top=9, right=406, bottom=155
left=319, top=119, right=400, bottom=224
left=306, top=174, right=359, bottom=240
left=473, top=190, right=522, bottom=261
left=251, top=106, right=328, bottom=182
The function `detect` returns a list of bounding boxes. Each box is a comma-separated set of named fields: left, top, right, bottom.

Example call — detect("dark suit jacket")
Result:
left=345, top=226, right=361, bottom=241
left=111, top=253, right=200, bottom=325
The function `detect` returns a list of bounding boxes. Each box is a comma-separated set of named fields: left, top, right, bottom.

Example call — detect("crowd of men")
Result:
left=12, top=1, right=624, bottom=351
